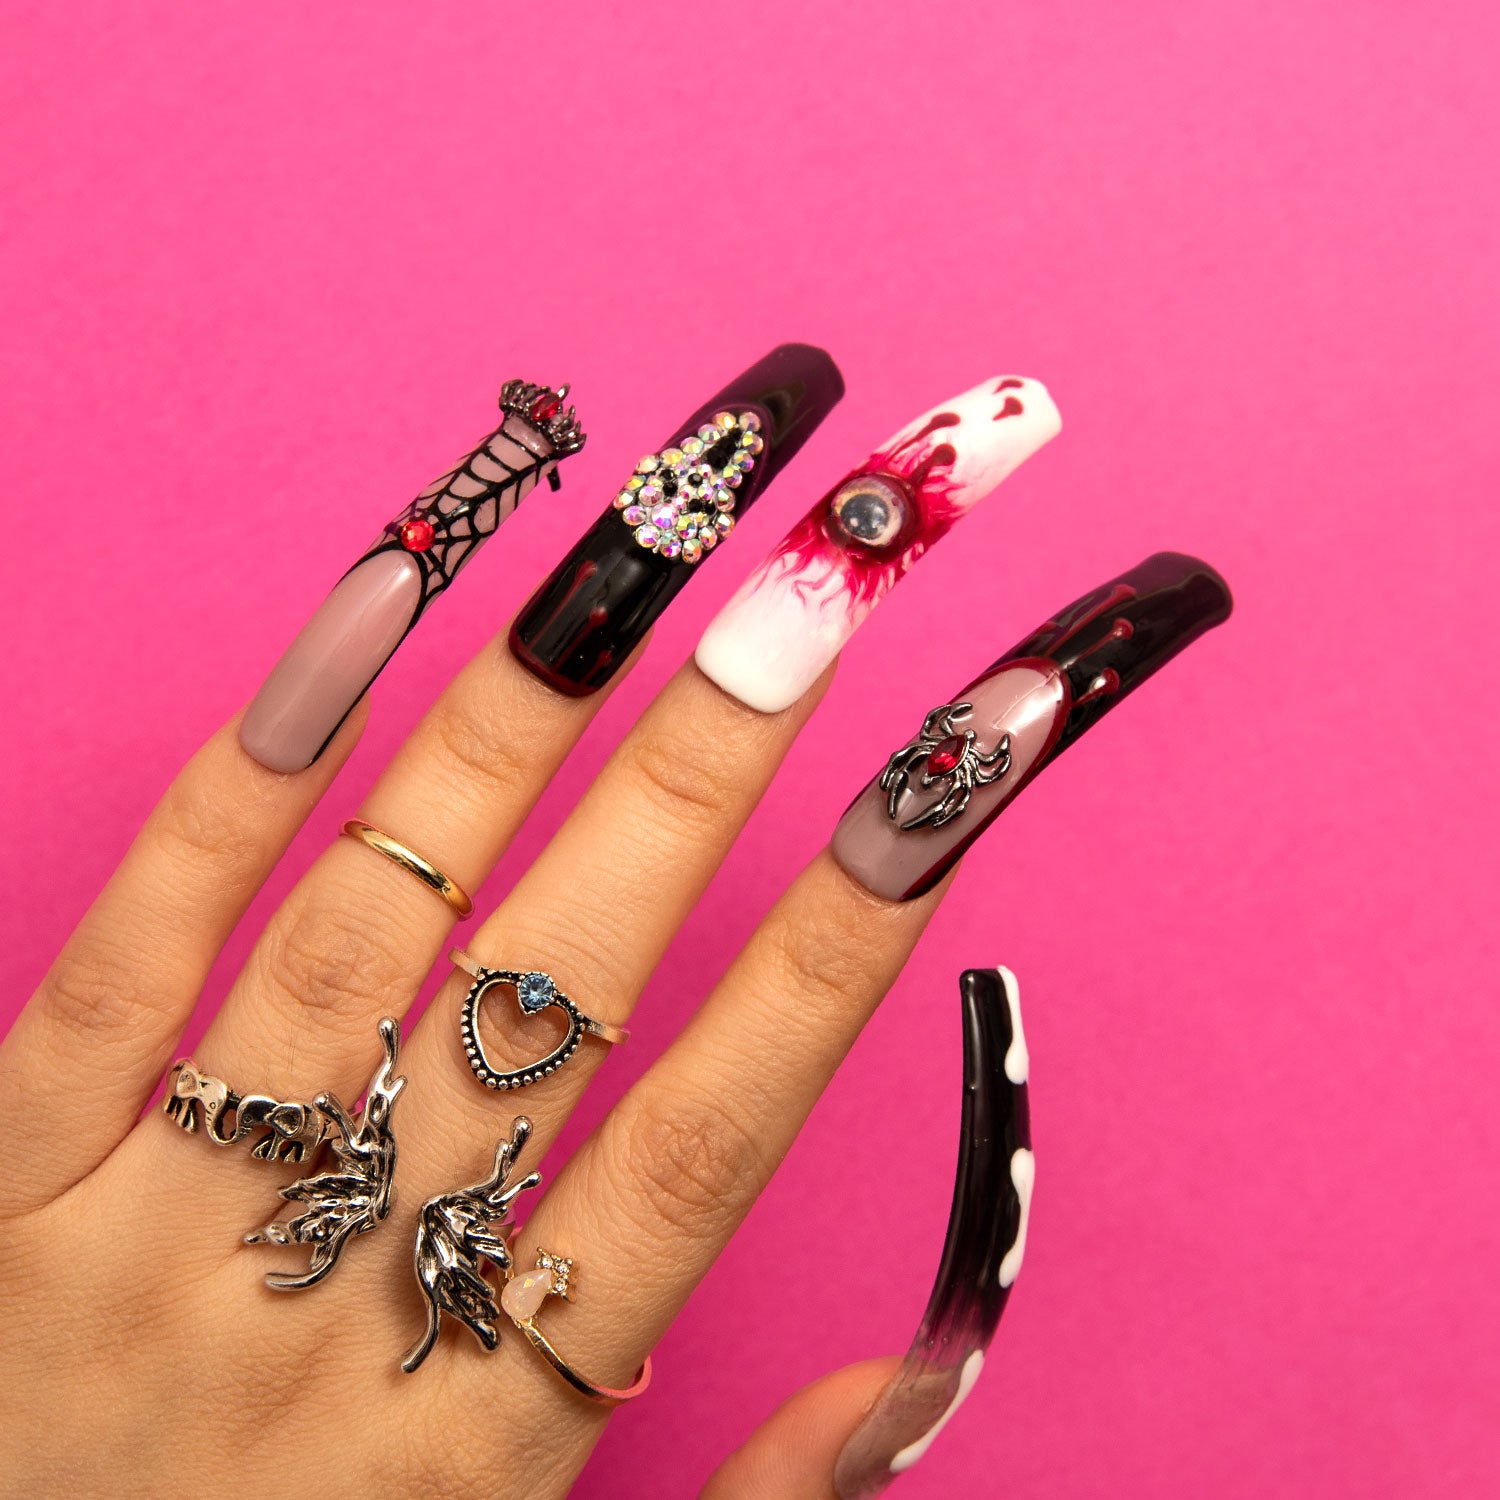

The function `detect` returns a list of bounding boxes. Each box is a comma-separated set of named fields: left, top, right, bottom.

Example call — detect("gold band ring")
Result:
left=340, top=819, right=474, bottom=918
left=502, top=1251, right=653, bottom=1405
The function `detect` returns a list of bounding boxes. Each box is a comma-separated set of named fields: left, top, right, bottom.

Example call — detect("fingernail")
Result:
left=834, top=967, right=1033, bottom=1499
left=830, top=552, right=1233, bottom=901
left=508, top=343, right=844, bottom=696
left=696, top=376, right=1061, bottom=713
left=240, top=383, right=585, bottom=772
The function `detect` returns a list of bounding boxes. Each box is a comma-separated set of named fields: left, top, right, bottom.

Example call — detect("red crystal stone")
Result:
left=926, top=736, right=966, bottom=775
left=398, top=517, right=435, bottom=552
left=530, top=390, right=562, bottom=422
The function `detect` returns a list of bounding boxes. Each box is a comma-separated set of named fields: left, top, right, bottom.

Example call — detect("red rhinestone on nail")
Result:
left=530, top=391, right=561, bottom=422
left=398, top=518, right=436, bottom=552
left=926, top=736, right=966, bottom=775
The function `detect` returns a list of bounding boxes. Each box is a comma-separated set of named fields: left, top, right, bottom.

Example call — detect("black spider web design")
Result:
left=360, top=423, right=542, bottom=606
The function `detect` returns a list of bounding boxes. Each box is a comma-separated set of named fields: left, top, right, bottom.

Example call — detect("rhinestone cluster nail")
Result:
left=611, top=410, right=764, bottom=563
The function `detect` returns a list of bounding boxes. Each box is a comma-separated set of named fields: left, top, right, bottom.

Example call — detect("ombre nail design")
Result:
left=509, top=343, right=844, bottom=696
left=833, top=967, right=1033, bottom=1498
left=831, top=553, right=1233, bottom=901
left=240, top=383, right=586, bottom=773
left=696, top=376, right=1060, bottom=713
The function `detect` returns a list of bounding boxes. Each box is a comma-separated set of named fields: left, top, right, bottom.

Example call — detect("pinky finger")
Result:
left=0, top=706, right=364, bottom=1215
left=704, top=968, right=1032, bottom=1500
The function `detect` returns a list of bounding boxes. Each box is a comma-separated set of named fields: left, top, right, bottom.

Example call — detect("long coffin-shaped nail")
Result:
left=695, top=376, right=1061, bottom=713
left=834, top=967, right=1033, bottom=1498
left=240, top=383, right=586, bottom=772
left=831, top=552, right=1233, bottom=901
left=508, top=343, right=844, bottom=696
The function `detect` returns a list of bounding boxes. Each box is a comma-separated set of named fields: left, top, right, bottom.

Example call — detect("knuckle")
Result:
left=40, top=936, right=163, bottom=1043
left=252, top=885, right=417, bottom=1019
left=149, top=773, right=266, bottom=880
left=762, top=900, right=874, bottom=1015
left=427, top=690, right=533, bottom=801
left=606, top=1082, right=767, bottom=1240
left=620, top=718, right=741, bottom=827
left=495, top=904, right=639, bottom=1007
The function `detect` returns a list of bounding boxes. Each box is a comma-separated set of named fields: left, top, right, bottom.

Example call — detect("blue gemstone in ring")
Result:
left=518, top=972, right=556, bottom=1013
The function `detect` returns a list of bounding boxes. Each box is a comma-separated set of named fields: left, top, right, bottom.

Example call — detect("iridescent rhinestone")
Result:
left=636, top=454, right=660, bottom=474
left=698, top=425, right=718, bottom=441
left=622, top=504, right=647, bottom=525
left=738, top=455, right=755, bottom=472
left=682, top=436, right=704, bottom=456
left=661, top=448, right=684, bottom=467
left=715, top=513, right=735, bottom=534
left=715, top=411, right=737, bottom=430
left=658, top=535, right=683, bottom=558
left=747, top=433, right=764, bottom=454
left=682, top=538, right=703, bottom=562
left=639, top=484, right=663, bottom=505
left=613, top=491, right=633, bottom=510
left=725, top=471, right=743, bottom=488
left=649, top=504, right=677, bottom=529
left=634, top=523, right=661, bottom=548
left=741, top=411, right=761, bottom=431
left=625, top=474, right=645, bottom=491
left=700, top=528, right=718, bottom=550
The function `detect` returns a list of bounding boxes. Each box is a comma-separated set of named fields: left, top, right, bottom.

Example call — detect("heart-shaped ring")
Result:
left=451, top=950, right=630, bottom=1091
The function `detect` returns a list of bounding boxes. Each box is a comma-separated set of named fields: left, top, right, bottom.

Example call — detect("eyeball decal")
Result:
left=696, top=376, right=1063, bottom=715
left=827, top=475, right=911, bottom=551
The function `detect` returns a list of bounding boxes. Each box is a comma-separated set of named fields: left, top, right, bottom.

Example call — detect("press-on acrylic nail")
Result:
left=831, top=553, right=1233, bottom=901
left=240, top=383, right=586, bottom=773
left=696, top=376, right=1060, bottom=713
left=833, top=967, right=1033, bottom=1499
left=508, top=343, right=844, bottom=696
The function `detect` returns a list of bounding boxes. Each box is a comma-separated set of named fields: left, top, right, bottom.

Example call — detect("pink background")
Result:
left=2, top=4, right=1495, bottom=1495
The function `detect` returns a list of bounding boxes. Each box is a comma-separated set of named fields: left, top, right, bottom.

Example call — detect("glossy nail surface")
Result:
left=509, top=343, right=844, bottom=696
left=241, top=383, right=585, bottom=772
left=834, top=967, right=1033, bottom=1498
left=831, top=552, right=1233, bottom=901
left=696, top=376, right=1060, bottom=713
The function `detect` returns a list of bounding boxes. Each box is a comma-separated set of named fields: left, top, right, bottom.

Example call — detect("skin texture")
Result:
left=1, top=551, right=1228, bottom=1498
left=0, top=608, right=955, bottom=1498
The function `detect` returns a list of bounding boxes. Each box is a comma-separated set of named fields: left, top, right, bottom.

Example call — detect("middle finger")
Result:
left=395, top=659, right=833, bottom=1193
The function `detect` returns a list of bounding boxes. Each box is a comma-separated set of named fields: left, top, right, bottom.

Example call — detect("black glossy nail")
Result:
left=508, top=343, right=845, bottom=696
left=834, top=967, right=1033, bottom=1497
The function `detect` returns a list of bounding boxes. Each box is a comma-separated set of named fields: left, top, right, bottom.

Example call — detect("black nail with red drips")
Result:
left=508, top=343, right=845, bottom=696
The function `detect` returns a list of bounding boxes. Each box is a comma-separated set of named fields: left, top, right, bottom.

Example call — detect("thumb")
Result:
left=702, top=1359, right=901, bottom=1500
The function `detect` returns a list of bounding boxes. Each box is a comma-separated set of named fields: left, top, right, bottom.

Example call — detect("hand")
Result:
left=0, top=628, right=951, bottom=1498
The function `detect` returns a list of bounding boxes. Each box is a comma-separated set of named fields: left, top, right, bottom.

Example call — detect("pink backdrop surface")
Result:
left=2, top=4, right=1495, bottom=1496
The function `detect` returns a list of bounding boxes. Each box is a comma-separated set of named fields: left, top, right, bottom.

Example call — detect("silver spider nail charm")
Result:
left=879, top=702, right=1012, bottom=831
left=243, top=1018, right=406, bottom=1291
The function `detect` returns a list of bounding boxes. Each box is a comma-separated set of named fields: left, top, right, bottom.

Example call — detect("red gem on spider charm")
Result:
left=530, top=390, right=562, bottom=422
left=398, top=518, right=436, bottom=552
left=926, top=736, right=966, bottom=776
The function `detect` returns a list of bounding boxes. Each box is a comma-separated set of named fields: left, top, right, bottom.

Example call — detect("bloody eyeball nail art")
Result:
left=830, top=552, right=1234, bottom=901
left=694, top=376, right=1061, bottom=714
left=508, top=343, right=844, bottom=697
left=833, top=966, right=1033, bottom=1499
left=240, top=383, right=586, bottom=774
